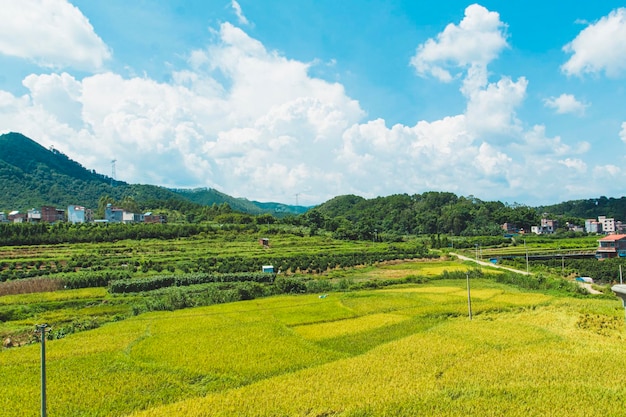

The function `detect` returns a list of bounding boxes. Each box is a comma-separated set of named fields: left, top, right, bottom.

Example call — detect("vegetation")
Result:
left=1, top=262, right=623, bottom=416
left=0, top=132, right=301, bottom=216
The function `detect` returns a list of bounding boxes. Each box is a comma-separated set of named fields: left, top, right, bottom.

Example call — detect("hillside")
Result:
left=171, top=188, right=309, bottom=216
left=0, top=132, right=302, bottom=215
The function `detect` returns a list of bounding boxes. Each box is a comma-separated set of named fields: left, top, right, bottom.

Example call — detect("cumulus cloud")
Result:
left=562, top=8, right=626, bottom=77
left=0, top=12, right=605, bottom=205
left=463, top=72, right=527, bottom=137
left=620, top=122, right=626, bottom=143
left=543, top=93, right=588, bottom=116
left=231, top=0, right=249, bottom=25
left=410, top=4, right=508, bottom=82
left=0, top=0, right=111, bottom=71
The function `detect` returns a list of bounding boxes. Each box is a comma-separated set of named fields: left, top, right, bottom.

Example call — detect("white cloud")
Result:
left=0, top=0, right=111, bottom=71
left=0, top=16, right=609, bottom=206
left=543, top=94, right=588, bottom=116
left=231, top=0, right=250, bottom=25
left=410, top=4, right=508, bottom=82
left=593, top=164, right=621, bottom=178
left=562, top=8, right=626, bottom=77
left=463, top=72, right=527, bottom=137
left=620, top=122, right=626, bottom=143
left=558, top=158, right=587, bottom=173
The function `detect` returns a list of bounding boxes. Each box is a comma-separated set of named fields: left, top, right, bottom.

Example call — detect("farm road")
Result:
left=450, top=252, right=531, bottom=275
left=451, top=252, right=603, bottom=295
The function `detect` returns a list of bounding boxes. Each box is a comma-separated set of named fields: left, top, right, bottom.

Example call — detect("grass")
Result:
left=1, top=265, right=623, bottom=416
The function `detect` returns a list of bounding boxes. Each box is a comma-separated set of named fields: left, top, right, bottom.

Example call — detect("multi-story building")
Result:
left=27, top=208, right=42, bottom=222
left=598, top=216, right=616, bottom=234
left=532, top=218, right=558, bottom=234
left=41, top=206, right=64, bottom=223
left=597, top=234, right=626, bottom=259
left=585, top=219, right=602, bottom=234
left=104, top=204, right=123, bottom=223
left=68, top=205, right=86, bottom=224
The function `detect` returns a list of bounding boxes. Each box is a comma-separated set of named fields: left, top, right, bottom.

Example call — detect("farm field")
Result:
left=1, top=263, right=624, bottom=416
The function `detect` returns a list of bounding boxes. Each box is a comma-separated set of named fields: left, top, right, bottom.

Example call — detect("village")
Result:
left=0, top=203, right=165, bottom=224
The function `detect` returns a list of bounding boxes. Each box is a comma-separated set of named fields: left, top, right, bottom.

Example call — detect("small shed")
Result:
left=262, top=265, right=274, bottom=273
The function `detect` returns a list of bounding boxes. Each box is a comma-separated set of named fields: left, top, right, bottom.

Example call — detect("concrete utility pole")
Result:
left=35, top=324, right=49, bottom=417
left=524, top=239, right=529, bottom=273
left=466, top=272, right=473, bottom=320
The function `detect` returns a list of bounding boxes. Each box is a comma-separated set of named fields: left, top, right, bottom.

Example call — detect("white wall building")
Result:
left=598, top=216, right=616, bottom=234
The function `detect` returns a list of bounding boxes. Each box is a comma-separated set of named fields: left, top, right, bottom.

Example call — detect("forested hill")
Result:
left=537, top=197, right=626, bottom=221
left=313, top=193, right=542, bottom=236
left=0, top=132, right=301, bottom=215
left=311, top=192, right=623, bottom=238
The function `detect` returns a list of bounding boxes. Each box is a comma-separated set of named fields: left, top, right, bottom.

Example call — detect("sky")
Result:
left=1, top=1, right=625, bottom=207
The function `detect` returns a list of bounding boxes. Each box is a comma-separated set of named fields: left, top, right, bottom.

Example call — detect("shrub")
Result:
left=274, top=277, right=307, bottom=294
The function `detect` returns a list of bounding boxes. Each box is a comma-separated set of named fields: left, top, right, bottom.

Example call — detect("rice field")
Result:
left=1, top=277, right=624, bottom=416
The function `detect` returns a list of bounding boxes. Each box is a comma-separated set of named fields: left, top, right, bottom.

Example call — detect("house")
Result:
left=122, top=212, right=144, bottom=224
left=41, top=206, right=64, bottom=223
left=27, top=208, right=42, bottom=222
left=501, top=223, right=518, bottom=234
left=68, top=205, right=86, bottom=224
left=104, top=204, right=123, bottom=223
left=531, top=218, right=558, bottom=235
left=598, top=216, right=616, bottom=234
left=541, top=218, right=558, bottom=233
left=585, top=219, right=602, bottom=234
left=566, top=222, right=584, bottom=233
left=8, top=210, right=25, bottom=223
left=596, top=234, right=626, bottom=259
left=144, top=212, right=166, bottom=224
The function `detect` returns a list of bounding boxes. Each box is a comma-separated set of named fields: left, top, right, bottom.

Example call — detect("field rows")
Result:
left=1, top=276, right=622, bottom=416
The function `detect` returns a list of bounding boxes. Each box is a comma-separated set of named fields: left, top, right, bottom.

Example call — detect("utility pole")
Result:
left=35, top=324, right=49, bottom=417
left=524, top=239, right=529, bottom=274
left=466, top=272, right=473, bottom=320
left=111, top=159, right=116, bottom=187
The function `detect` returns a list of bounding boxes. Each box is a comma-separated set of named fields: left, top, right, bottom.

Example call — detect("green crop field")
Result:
left=2, top=267, right=625, bottom=416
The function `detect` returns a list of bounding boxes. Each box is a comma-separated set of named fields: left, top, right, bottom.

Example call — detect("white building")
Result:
left=598, top=216, right=616, bottom=234
left=27, top=208, right=41, bottom=222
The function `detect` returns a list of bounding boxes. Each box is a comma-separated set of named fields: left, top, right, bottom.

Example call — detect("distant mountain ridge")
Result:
left=0, top=132, right=307, bottom=215
left=1, top=132, right=623, bottom=223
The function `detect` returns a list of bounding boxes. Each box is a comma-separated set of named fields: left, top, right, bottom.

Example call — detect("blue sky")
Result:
left=1, top=1, right=625, bottom=207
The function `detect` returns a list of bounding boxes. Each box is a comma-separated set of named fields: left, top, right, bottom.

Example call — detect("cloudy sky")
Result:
left=1, top=1, right=625, bottom=207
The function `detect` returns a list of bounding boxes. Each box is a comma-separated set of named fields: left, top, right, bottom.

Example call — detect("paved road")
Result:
left=450, top=252, right=531, bottom=275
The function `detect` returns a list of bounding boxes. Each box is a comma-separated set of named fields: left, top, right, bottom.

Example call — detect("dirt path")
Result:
left=450, top=252, right=531, bottom=275
left=581, top=283, right=602, bottom=295
left=450, top=252, right=603, bottom=295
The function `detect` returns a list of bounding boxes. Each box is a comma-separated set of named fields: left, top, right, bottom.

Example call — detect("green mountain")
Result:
left=0, top=132, right=305, bottom=215
left=170, top=188, right=309, bottom=216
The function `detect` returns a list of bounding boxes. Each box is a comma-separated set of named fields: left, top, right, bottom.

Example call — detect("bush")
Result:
left=274, top=277, right=306, bottom=294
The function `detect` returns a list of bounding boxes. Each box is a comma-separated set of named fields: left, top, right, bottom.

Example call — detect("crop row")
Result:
left=109, top=272, right=275, bottom=293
